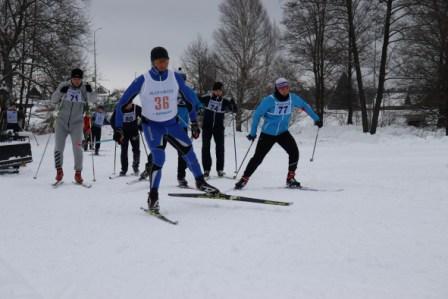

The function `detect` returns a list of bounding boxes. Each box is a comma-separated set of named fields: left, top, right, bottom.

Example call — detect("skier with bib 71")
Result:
left=113, top=47, right=219, bottom=214
left=235, top=78, right=322, bottom=190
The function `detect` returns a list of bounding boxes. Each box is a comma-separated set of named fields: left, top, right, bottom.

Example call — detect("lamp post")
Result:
left=93, top=27, right=103, bottom=92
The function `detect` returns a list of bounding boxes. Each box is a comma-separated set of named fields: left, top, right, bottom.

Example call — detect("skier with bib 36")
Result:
left=235, top=78, right=322, bottom=190
left=113, top=47, right=219, bottom=214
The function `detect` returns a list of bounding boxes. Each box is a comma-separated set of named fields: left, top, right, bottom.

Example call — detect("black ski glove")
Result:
left=246, top=134, right=256, bottom=141
left=191, top=122, right=201, bottom=139
left=314, top=120, right=323, bottom=128
left=113, top=129, right=124, bottom=144
left=85, top=84, right=93, bottom=93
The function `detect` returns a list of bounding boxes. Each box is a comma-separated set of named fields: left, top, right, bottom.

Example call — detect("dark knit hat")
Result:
left=71, top=68, right=83, bottom=79
left=212, top=81, right=223, bottom=91
left=151, top=47, right=169, bottom=62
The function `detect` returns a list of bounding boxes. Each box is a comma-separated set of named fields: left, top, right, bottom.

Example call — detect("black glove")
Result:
left=191, top=122, right=201, bottom=139
left=85, top=84, right=92, bottom=93
left=315, top=120, right=323, bottom=128
left=60, top=85, right=69, bottom=93
left=246, top=134, right=256, bottom=141
left=113, top=129, right=124, bottom=144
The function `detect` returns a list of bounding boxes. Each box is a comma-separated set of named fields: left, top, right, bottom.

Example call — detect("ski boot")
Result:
left=217, top=170, right=225, bottom=177
left=234, top=176, right=249, bottom=190
left=286, top=171, right=301, bottom=189
left=177, top=177, right=189, bottom=188
left=147, top=189, right=160, bottom=214
left=196, top=176, right=219, bottom=194
left=55, top=167, right=64, bottom=182
left=74, top=170, right=84, bottom=184
left=203, top=171, right=210, bottom=179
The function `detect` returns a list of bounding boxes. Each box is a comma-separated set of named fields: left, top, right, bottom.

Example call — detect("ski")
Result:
left=109, top=174, right=126, bottom=180
left=73, top=181, right=92, bottom=188
left=168, top=192, right=292, bottom=206
left=126, top=177, right=147, bottom=185
left=140, top=207, right=178, bottom=225
left=52, top=181, right=64, bottom=188
left=298, top=186, right=344, bottom=192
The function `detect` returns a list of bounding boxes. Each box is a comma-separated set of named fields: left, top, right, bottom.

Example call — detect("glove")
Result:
left=191, top=122, right=201, bottom=139
left=113, top=129, right=124, bottom=144
left=85, top=84, right=93, bottom=93
left=60, top=85, right=69, bottom=93
left=246, top=134, right=256, bottom=141
left=314, top=120, right=323, bottom=128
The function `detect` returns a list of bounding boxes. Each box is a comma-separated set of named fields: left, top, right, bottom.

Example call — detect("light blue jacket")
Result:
left=250, top=93, right=320, bottom=137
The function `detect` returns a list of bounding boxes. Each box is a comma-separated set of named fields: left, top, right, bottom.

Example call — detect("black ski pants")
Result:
left=243, top=131, right=299, bottom=178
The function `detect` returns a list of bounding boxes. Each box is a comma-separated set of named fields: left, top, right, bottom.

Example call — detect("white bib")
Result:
left=140, top=70, right=179, bottom=122
left=269, top=96, right=292, bottom=116
left=94, top=112, right=105, bottom=126
left=7, top=110, right=18, bottom=124
left=123, top=107, right=136, bottom=123
left=207, top=99, right=223, bottom=112
left=64, top=88, right=83, bottom=103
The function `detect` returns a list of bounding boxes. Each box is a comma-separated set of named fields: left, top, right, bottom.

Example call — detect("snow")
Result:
left=1, top=125, right=448, bottom=299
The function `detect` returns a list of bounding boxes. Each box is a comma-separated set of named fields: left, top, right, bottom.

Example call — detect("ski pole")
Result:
left=310, top=127, right=320, bottom=162
left=139, top=130, right=149, bottom=156
left=33, top=133, right=52, bottom=179
left=91, top=137, right=96, bottom=181
left=233, top=139, right=255, bottom=179
left=113, top=141, right=117, bottom=175
left=32, top=133, right=39, bottom=146
left=232, top=113, right=238, bottom=176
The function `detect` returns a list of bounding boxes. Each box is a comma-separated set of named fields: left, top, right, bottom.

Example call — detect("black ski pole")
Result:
left=139, top=130, right=149, bottom=156
left=91, top=137, right=96, bottom=181
left=33, top=133, right=52, bottom=179
left=233, top=139, right=255, bottom=179
left=232, top=113, right=238, bottom=176
left=310, top=127, right=320, bottom=162
left=113, top=141, right=117, bottom=175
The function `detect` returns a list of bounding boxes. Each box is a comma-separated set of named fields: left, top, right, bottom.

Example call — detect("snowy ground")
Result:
left=1, top=125, right=448, bottom=299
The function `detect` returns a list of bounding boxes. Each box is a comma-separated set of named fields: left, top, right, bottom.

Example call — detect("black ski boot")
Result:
left=203, top=171, right=210, bottom=179
left=196, top=176, right=219, bottom=194
left=119, top=170, right=126, bottom=176
left=286, top=171, right=301, bottom=189
left=147, top=189, right=160, bottom=214
left=177, top=177, right=189, bottom=188
left=217, top=170, right=225, bottom=177
left=234, top=176, right=249, bottom=190
left=139, top=162, right=152, bottom=180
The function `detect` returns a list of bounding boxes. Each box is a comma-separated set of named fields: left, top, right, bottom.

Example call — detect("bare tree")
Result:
left=214, top=0, right=278, bottom=131
left=0, top=0, right=90, bottom=128
left=283, top=0, right=341, bottom=120
left=397, top=0, right=448, bottom=135
left=181, top=36, right=217, bottom=95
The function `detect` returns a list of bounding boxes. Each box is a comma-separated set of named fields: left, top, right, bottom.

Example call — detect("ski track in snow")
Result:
left=1, top=126, right=448, bottom=299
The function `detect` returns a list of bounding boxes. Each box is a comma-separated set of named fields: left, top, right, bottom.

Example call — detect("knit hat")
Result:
left=275, top=78, right=289, bottom=88
left=212, top=82, right=223, bottom=91
left=71, top=68, right=83, bottom=79
left=150, top=47, right=169, bottom=62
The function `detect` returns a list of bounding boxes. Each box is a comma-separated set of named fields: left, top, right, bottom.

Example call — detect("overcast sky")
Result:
left=88, top=0, right=284, bottom=91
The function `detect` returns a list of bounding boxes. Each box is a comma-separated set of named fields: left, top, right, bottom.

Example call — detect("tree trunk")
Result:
left=347, top=31, right=353, bottom=125
left=346, top=0, right=369, bottom=132
left=370, top=0, right=393, bottom=135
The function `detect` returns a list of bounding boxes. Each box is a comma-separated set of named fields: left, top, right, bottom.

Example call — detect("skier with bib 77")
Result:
left=235, top=78, right=322, bottom=190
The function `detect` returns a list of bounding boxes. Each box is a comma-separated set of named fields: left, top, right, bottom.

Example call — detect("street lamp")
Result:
left=93, top=27, right=103, bottom=92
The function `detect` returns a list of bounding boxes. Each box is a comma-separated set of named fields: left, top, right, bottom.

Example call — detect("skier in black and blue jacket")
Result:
left=235, top=78, right=322, bottom=190
left=113, top=47, right=219, bottom=213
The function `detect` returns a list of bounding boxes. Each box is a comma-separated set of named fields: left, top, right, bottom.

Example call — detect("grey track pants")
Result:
left=54, top=120, right=83, bottom=171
